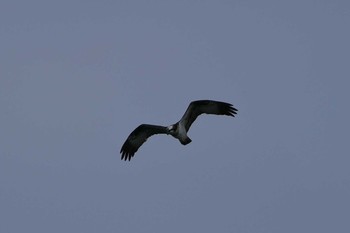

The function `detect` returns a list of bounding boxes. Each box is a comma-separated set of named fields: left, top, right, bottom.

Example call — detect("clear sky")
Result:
left=1, top=0, right=349, bottom=232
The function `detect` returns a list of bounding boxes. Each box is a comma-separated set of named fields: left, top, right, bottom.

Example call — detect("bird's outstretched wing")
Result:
left=120, top=124, right=168, bottom=161
left=179, top=100, right=238, bottom=132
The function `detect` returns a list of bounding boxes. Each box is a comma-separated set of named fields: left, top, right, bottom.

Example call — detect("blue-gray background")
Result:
left=1, top=1, right=349, bottom=232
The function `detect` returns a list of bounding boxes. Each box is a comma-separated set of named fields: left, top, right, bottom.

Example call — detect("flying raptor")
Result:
left=120, top=100, right=238, bottom=161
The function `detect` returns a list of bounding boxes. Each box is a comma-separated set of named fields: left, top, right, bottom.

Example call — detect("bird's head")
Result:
left=167, top=124, right=177, bottom=135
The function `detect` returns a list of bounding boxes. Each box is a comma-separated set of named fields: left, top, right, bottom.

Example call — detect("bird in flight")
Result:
left=120, top=100, right=238, bottom=161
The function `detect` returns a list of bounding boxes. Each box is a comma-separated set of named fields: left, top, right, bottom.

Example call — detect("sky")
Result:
left=1, top=0, right=350, bottom=232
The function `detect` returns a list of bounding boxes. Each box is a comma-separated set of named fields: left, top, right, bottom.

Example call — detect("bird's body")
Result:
left=120, top=100, right=238, bottom=161
left=168, top=122, right=192, bottom=145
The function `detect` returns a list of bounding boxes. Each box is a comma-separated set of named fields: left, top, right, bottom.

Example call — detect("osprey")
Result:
left=120, top=100, right=238, bottom=161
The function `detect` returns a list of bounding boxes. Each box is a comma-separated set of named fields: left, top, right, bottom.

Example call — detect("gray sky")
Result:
left=1, top=0, right=349, bottom=232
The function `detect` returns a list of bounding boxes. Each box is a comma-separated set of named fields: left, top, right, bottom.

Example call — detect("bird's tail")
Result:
left=180, top=137, right=192, bottom=145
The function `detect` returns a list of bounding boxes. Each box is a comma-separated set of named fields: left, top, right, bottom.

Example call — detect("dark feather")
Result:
left=120, top=124, right=168, bottom=161
left=179, top=100, right=238, bottom=131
